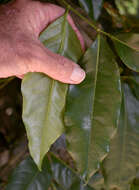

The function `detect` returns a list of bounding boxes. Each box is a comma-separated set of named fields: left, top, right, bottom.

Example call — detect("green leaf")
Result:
left=103, top=76, right=139, bottom=190
left=6, top=157, right=52, bottom=190
left=79, top=0, right=103, bottom=20
left=6, top=154, right=94, bottom=190
left=21, top=73, right=67, bottom=169
left=65, top=34, right=121, bottom=181
left=113, top=33, right=139, bottom=72
left=50, top=153, right=94, bottom=190
left=21, top=13, right=83, bottom=169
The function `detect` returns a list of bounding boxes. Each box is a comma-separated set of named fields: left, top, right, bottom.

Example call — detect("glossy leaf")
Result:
left=113, top=33, right=139, bottom=72
left=79, top=0, right=103, bottom=20
left=6, top=157, right=52, bottom=190
left=21, top=13, right=83, bottom=169
left=6, top=154, right=94, bottom=190
left=103, top=76, right=139, bottom=190
left=50, top=153, right=94, bottom=190
left=65, top=34, right=121, bottom=181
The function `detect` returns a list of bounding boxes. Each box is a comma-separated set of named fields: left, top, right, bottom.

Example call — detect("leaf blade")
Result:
left=103, top=76, right=139, bottom=190
left=113, top=33, right=139, bottom=72
left=6, top=157, right=52, bottom=190
left=65, top=34, right=121, bottom=180
left=21, top=14, right=83, bottom=169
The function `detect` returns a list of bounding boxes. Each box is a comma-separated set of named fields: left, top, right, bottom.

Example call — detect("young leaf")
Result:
left=103, top=76, right=139, bottom=190
left=113, top=33, right=139, bottom=72
left=79, top=0, right=103, bottom=20
left=65, top=34, right=121, bottom=181
left=6, top=157, right=52, bottom=190
left=21, top=14, right=83, bottom=169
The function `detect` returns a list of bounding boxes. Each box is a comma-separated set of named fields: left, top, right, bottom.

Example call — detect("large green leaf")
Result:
left=79, top=0, right=103, bottom=20
left=6, top=154, right=94, bottom=190
left=65, top=34, right=121, bottom=181
left=113, top=33, right=139, bottom=72
left=21, top=13, right=83, bottom=169
left=6, top=157, right=52, bottom=190
left=103, top=76, right=139, bottom=190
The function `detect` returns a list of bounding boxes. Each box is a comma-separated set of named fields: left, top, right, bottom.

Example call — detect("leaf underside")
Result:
left=21, top=14, right=82, bottom=169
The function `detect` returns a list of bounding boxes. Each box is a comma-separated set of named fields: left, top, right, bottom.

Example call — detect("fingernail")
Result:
left=70, top=66, right=85, bottom=83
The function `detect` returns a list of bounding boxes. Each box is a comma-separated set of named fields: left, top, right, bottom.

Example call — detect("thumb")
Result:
left=28, top=44, right=85, bottom=84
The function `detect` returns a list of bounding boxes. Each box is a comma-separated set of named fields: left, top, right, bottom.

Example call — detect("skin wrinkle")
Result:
left=0, top=0, right=85, bottom=84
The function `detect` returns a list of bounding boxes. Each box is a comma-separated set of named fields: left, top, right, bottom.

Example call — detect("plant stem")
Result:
left=62, top=0, right=98, bottom=31
left=61, top=0, right=139, bottom=51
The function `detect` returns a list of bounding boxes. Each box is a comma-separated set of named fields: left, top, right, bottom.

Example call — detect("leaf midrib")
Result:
left=40, top=79, right=55, bottom=162
left=117, top=89, right=128, bottom=184
left=85, top=34, right=101, bottom=176
left=40, top=12, right=68, bottom=163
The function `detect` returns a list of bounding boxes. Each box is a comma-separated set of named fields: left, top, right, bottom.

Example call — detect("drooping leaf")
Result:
left=65, top=34, right=121, bottom=181
left=21, top=13, right=83, bottom=169
left=6, top=154, right=94, bottom=190
left=79, top=0, right=103, bottom=20
left=113, top=33, right=139, bottom=72
left=50, top=153, right=94, bottom=190
left=103, top=76, right=139, bottom=190
left=6, top=157, right=52, bottom=190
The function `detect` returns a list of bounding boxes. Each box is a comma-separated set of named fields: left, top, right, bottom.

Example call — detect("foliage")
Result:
left=0, top=0, right=139, bottom=190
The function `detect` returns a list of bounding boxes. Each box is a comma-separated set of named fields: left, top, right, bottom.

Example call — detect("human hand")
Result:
left=0, top=0, right=85, bottom=84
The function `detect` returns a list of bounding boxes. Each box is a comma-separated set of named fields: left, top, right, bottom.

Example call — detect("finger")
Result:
left=16, top=74, right=24, bottom=79
left=28, top=44, right=85, bottom=84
